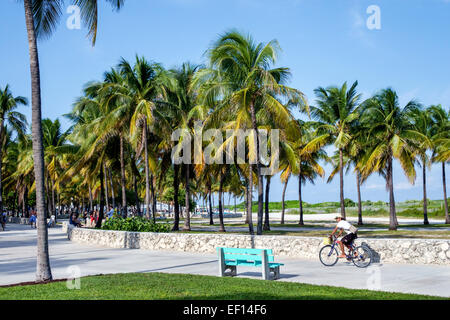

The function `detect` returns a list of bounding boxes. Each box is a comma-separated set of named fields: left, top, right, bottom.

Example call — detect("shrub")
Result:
left=102, top=216, right=171, bottom=233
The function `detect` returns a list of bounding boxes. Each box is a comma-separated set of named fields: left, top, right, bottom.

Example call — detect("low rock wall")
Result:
left=63, top=223, right=450, bottom=265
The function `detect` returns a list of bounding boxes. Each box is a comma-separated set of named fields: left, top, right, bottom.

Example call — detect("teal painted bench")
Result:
left=217, top=247, right=284, bottom=280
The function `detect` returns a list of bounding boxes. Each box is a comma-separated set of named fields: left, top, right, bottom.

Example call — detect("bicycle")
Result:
left=319, top=234, right=373, bottom=268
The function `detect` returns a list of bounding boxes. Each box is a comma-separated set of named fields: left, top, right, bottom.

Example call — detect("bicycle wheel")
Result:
left=319, top=245, right=339, bottom=266
left=352, top=246, right=373, bottom=268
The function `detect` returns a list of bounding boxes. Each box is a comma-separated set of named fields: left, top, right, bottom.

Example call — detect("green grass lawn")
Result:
left=0, top=272, right=445, bottom=300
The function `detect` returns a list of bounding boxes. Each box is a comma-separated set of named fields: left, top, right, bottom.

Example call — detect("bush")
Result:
left=102, top=216, right=171, bottom=233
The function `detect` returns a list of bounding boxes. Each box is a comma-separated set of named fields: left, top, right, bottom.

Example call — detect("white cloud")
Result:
left=363, top=183, right=385, bottom=190
left=394, top=182, right=416, bottom=190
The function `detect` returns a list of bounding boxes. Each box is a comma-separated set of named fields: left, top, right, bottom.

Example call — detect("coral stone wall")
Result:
left=63, top=223, right=450, bottom=265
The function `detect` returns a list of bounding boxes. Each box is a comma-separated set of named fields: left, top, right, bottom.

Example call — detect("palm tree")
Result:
left=42, top=118, right=74, bottom=218
left=199, top=30, right=306, bottom=235
left=406, top=106, right=434, bottom=224
left=21, top=0, right=125, bottom=282
left=295, top=122, right=326, bottom=225
left=360, top=88, right=418, bottom=230
left=0, top=86, right=28, bottom=217
left=428, top=105, right=450, bottom=224
left=306, top=81, right=361, bottom=219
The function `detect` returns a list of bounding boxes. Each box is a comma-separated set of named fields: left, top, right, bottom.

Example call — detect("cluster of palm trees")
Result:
left=3, top=31, right=449, bottom=238
left=8, top=0, right=449, bottom=282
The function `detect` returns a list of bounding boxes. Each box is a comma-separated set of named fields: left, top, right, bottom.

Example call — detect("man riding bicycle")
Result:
left=330, top=215, right=358, bottom=258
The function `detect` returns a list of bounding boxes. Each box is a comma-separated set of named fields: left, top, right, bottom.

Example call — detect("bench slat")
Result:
left=217, top=247, right=273, bottom=255
left=223, top=253, right=275, bottom=262
left=224, top=260, right=284, bottom=267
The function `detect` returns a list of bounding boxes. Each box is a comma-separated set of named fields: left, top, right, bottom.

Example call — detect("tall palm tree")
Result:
left=306, top=81, right=361, bottom=219
left=0, top=86, right=28, bottom=217
left=295, top=122, right=326, bottom=225
left=198, top=30, right=306, bottom=235
left=406, top=106, right=434, bottom=225
left=360, top=88, right=418, bottom=230
left=42, top=118, right=74, bottom=218
left=21, top=0, right=125, bottom=282
left=428, top=105, right=450, bottom=223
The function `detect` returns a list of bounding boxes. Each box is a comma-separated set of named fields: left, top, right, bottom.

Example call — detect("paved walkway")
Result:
left=1, top=224, right=449, bottom=298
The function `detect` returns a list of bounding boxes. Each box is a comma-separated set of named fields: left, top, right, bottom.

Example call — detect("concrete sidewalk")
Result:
left=1, top=224, right=449, bottom=298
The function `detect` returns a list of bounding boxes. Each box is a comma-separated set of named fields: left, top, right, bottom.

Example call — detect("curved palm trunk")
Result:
left=150, top=174, right=156, bottom=223
left=339, top=148, right=346, bottom=218
left=356, top=170, right=363, bottom=225
left=387, top=156, right=397, bottom=230
left=263, top=175, right=271, bottom=231
left=249, top=103, right=263, bottom=235
left=120, top=135, right=127, bottom=217
left=143, top=120, right=151, bottom=220
left=95, top=164, right=105, bottom=228
left=281, top=178, right=288, bottom=225
left=208, top=185, right=214, bottom=225
left=218, top=170, right=225, bottom=232
left=422, top=162, right=429, bottom=225
left=183, top=164, right=191, bottom=231
left=443, top=162, right=449, bottom=224
left=24, top=0, right=52, bottom=282
left=247, top=166, right=254, bottom=235
left=172, top=164, right=180, bottom=231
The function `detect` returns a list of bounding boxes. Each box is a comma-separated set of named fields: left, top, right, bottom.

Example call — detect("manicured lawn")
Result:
left=0, top=272, right=444, bottom=300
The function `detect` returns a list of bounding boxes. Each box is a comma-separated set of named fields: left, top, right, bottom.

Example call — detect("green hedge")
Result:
left=102, top=216, right=171, bottom=233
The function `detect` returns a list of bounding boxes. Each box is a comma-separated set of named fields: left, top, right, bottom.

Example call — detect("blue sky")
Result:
left=0, top=0, right=449, bottom=204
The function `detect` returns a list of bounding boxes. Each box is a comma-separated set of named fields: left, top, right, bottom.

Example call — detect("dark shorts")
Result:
left=342, top=233, right=357, bottom=246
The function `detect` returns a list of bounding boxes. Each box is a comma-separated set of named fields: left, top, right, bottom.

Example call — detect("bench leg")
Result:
left=270, top=266, right=280, bottom=280
left=262, top=250, right=270, bottom=280
left=226, top=265, right=237, bottom=277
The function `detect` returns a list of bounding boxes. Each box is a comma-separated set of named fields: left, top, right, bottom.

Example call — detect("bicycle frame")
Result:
left=328, top=237, right=356, bottom=258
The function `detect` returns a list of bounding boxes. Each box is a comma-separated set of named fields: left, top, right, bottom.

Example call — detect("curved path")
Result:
left=0, top=224, right=449, bottom=298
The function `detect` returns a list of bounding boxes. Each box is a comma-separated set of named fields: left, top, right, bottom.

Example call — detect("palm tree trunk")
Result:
left=247, top=165, right=254, bottom=235
left=387, top=156, right=397, bottom=230
left=133, top=174, right=140, bottom=216
left=183, top=164, right=191, bottom=230
left=443, top=162, right=449, bottom=224
left=172, top=164, right=180, bottom=231
left=51, top=179, right=56, bottom=216
left=104, top=163, right=109, bottom=209
left=208, top=185, right=214, bottom=225
left=95, top=164, right=105, bottom=228
left=0, top=122, right=4, bottom=217
left=298, top=174, right=304, bottom=226
left=120, top=135, right=127, bottom=217
left=150, top=174, right=156, bottom=223
left=24, top=0, right=52, bottom=282
left=281, top=178, right=288, bottom=225
left=356, top=170, right=363, bottom=225
left=422, top=162, right=429, bottom=225
left=339, top=148, right=346, bottom=218
left=218, top=170, right=225, bottom=232
left=249, top=102, right=263, bottom=235
left=88, top=184, right=93, bottom=212
left=244, top=178, right=249, bottom=224
left=143, top=119, right=151, bottom=220
left=263, top=175, right=271, bottom=231
left=109, top=168, right=115, bottom=209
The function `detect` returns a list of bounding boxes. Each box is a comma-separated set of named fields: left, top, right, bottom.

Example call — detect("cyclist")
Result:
left=330, top=215, right=358, bottom=258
